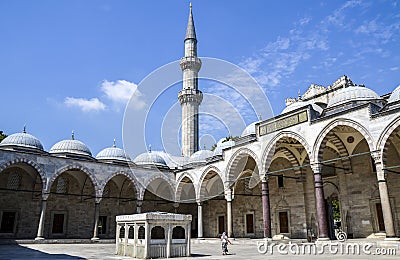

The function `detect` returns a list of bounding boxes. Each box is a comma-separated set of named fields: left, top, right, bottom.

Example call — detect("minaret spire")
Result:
left=178, top=4, right=203, bottom=157
left=185, top=3, right=197, bottom=41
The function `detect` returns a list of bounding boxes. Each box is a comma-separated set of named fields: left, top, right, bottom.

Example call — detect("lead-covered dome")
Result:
left=50, top=133, right=92, bottom=157
left=282, top=101, right=323, bottom=114
left=0, top=131, right=44, bottom=151
left=241, top=122, right=258, bottom=137
left=327, top=86, right=381, bottom=108
left=388, top=85, right=400, bottom=103
left=133, top=151, right=168, bottom=167
left=189, top=149, right=213, bottom=163
left=96, top=144, right=130, bottom=162
left=213, top=138, right=235, bottom=155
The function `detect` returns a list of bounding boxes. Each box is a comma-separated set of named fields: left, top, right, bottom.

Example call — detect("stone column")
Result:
left=261, top=176, right=272, bottom=238
left=186, top=222, right=191, bottom=256
left=226, top=188, right=233, bottom=237
left=91, top=201, right=100, bottom=240
left=136, top=199, right=143, bottom=214
left=166, top=224, right=172, bottom=258
left=372, top=152, right=397, bottom=239
left=197, top=202, right=203, bottom=239
left=311, top=163, right=329, bottom=240
left=35, top=195, right=48, bottom=240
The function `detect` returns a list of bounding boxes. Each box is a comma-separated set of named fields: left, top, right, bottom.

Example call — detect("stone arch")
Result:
left=324, top=132, right=352, bottom=174
left=101, top=170, right=140, bottom=200
left=140, top=173, right=176, bottom=202
left=377, top=115, right=400, bottom=166
left=0, top=157, right=47, bottom=191
left=175, top=173, right=197, bottom=203
left=273, top=147, right=302, bottom=175
left=262, top=131, right=312, bottom=174
left=313, top=119, right=374, bottom=164
left=197, top=165, right=224, bottom=202
left=225, top=147, right=261, bottom=183
left=47, top=164, right=100, bottom=197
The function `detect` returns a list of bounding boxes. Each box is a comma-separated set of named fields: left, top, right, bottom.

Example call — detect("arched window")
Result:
left=56, top=177, right=68, bottom=194
left=119, top=226, right=125, bottom=238
left=128, top=226, right=134, bottom=239
left=7, top=172, right=21, bottom=190
left=151, top=226, right=165, bottom=239
left=138, top=226, right=145, bottom=239
left=172, top=226, right=185, bottom=239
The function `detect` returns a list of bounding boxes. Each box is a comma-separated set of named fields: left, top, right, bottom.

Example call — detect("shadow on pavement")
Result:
left=0, top=244, right=84, bottom=260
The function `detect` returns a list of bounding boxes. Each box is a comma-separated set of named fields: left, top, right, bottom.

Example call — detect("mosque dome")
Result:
left=133, top=151, right=168, bottom=167
left=327, top=86, right=381, bottom=108
left=50, top=133, right=92, bottom=157
left=388, top=85, right=400, bottom=103
left=281, top=101, right=323, bottom=114
left=96, top=143, right=131, bottom=162
left=213, top=138, right=235, bottom=155
left=241, top=122, right=258, bottom=137
left=189, top=149, right=213, bottom=163
left=0, top=130, right=44, bottom=151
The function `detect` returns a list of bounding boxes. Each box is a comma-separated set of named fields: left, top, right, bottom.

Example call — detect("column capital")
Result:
left=196, top=201, right=203, bottom=206
left=225, top=188, right=233, bottom=202
left=136, top=199, right=143, bottom=206
left=95, top=198, right=102, bottom=204
left=261, top=174, right=269, bottom=182
left=311, top=163, right=322, bottom=174
left=371, top=151, right=382, bottom=164
left=41, top=193, right=49, bottom=201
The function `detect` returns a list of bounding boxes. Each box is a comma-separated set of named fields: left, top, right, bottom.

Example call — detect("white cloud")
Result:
left=64, top=97, right=106, bottom=112
left=101, top=80, right=146, bottom=110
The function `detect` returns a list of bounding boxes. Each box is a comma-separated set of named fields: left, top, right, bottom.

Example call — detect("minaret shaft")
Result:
left=179, top=4, right=202, bottom=157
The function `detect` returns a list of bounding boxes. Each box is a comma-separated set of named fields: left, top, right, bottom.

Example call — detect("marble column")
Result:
left=261, top=176, right=272, bottom=238
left=197, top=202, right=203, bottom=239
left=372, top=152, right=397, bottom=239
left=35, top=195, right=48, bottom=240
left=226, top=188, right=233, bottom=237
left=166, top=224, right=172, bottom=258
left=311, top=163, right=329, bottom=240
left=91, top=201, right=100, bottom=240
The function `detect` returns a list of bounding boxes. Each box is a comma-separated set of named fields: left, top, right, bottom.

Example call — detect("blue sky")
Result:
left=1, top=0, right=399, bottom=157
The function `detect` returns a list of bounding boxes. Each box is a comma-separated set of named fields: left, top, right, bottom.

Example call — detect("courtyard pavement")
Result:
left=0, top=238, right=399, bottom=259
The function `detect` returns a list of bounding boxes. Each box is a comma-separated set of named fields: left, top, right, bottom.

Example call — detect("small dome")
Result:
left=189, top=150, right=213, bottom=163
left=0, top=131, right=44, bottom=151
left=213, top=138, right=235, bottom=155
left=327, top=86, right=381, bottom=108
left=388, top=85, right=400, bottom=103
left=241, top=122, right=258, bottom=137
left=96, top=146, right=130, bottom=162
left=281, top=101, right=323, bottom=114
left=133, top=151, right=168, bottom=167
left=50, top=137, right=92, bottom=157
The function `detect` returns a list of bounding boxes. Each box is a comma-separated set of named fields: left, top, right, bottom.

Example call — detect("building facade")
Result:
left=1, top=6, right=400, bottom=241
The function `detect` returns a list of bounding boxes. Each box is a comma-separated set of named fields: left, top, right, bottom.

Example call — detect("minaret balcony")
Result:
left=178, top=89, right=203, bottom=105
left=180, top=57, right=202, bottom=71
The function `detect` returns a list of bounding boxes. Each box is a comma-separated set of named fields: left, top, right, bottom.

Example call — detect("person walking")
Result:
left=220, top=232, right=232, bottom=255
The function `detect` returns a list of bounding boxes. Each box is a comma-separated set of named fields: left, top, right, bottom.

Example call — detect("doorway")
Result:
left=218, top=215, right=225, bottom=235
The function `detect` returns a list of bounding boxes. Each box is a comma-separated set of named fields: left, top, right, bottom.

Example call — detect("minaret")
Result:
left=178, top=3, right=202, bottom=157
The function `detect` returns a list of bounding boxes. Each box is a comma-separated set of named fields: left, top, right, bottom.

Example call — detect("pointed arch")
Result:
left=377, top=115, right=400, bottom=166
left=175, top=172, right=197, bottom=203
left=197, top=165, right=224, bottom=202
left=47, top=164, right=100, bottom=197
left=313, top=119, right=374, bottom=164
left=0, top=157, right=47, bottom=190
left=140, top=173, right=176, bottom=202
left=101, top=170, right=140, bottom=200
left=225, top=147, right=261, bottom=183
left=261, top=131, right=312, bottom=174
left=273, top=147, right=302, bottom=175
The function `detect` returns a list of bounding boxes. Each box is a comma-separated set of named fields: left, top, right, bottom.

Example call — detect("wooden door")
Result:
left=246, top=214, right=254, bottom=234
left=279, top=212, right=289, bottom=233
left=218, top=215, right=225, bottom=234
left=376, top=203, right=385, bottom=232
left=52, top=214, right=64, bottom=233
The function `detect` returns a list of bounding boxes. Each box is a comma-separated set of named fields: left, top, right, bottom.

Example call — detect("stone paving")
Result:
left=0, top=239, right=399, bottom=259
